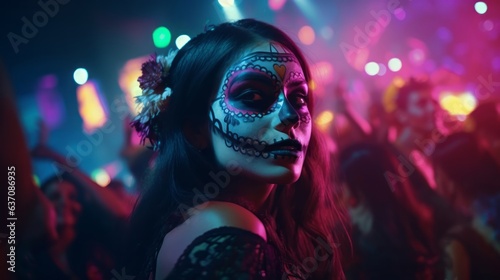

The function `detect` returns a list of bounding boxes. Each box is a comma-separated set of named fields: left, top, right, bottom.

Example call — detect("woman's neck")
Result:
left=219, top=177, right=275, bottom=213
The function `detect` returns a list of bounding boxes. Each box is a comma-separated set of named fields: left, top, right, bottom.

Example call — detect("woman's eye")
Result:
left=228, top=84, right=277, bottom=112
left=291, top=94, right=308, bottom=107
left=238, top=90, right=263, bottom=102
left=296, top=96, right=306, bottom=105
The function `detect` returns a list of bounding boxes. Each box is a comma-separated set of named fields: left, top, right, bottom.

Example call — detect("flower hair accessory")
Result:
left=131, top=49, right=178, bottom=150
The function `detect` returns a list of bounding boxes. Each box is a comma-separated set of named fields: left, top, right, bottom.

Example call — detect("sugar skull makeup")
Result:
left=210, top=42, right=312, bottom=184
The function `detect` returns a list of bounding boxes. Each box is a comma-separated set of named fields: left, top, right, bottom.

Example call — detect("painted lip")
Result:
left=264, top=139, right=303, bottom=153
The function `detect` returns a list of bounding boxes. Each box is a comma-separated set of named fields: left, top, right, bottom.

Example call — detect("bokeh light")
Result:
left=37, top=74, right=64, bottom=129
left=33, top=175, right=40, bottom=187
left=308, top=80, right=317, bottom=91
left=119, top=56, right=148, bottom=115
left=409, top=48, right=425, bottom=65
left=73, top=68, right=88, bottom=85
left=315, top=110, right=334, bottom=132
left=298, top=25, right=315, bottom=45
left=152, top=26, right=171, bottom=48
left=388, top=58, right=402, bottom=72
left=439, top=92, right=477, bottom=116
left=219, top=0, right=243, bottom=21
left=474, top=2, right=487, bottom=14
left=77, top=81, right=107, bottom=133
left=268, top=0, right=286, bottom=11
left=482, top=20, right=494, bottom=31
left=365, top=62, right=379, bottom=76
left=218, top=0, right=235, bottom=7
left=175, top=34, right=191, bottom=49
left=394, top=7, right=406, bottom=20
left=91, top=169, right=111, bottom=187
left=377, top=63, right=387, bottom=76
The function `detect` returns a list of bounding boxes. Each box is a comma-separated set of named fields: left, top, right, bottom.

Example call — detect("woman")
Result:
left=25, top=120, right=134, bottom=279
left=431, top=132, right=500, bottom=279
left=337, top=142, right=443, bottom=279
left=23, top=175, right=114, bottom=280
left=465, top=100, right=500, bottom=167
left=126, top=19, right=345, bottom=279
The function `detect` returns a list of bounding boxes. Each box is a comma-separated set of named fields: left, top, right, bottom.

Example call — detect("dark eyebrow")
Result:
left=229, top=70, right=275, bottom=89
left=286, top=79, right=308, bottom=90
left=240, top=51, right=295, bottom=61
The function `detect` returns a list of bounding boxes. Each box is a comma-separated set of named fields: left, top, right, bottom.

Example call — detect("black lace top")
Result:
left=157, top=226, right=283, bottom=280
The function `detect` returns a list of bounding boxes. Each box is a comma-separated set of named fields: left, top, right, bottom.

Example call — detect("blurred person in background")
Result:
left=338, top=141, right=444, bottom=280
left=386, top=77, right=465, bottom=240
left=329, top=78, right=374, bottom=151
left=0, top=59, right=59, bottom=280
left=22, top=175, right=108, bottom=280
left=389, top=77, right=438, bottom=188
left=332, top=76, right=464, bottom=243
left=27, top=121, right=133, bottom=279
left=431, top=132, right=500, bottom=279
left=465, top=99, right=500, bottom=167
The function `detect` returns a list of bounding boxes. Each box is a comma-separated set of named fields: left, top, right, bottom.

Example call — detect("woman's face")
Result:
left=402, top=90, right=437, bottom=135
left=44, top=180, right=81, bottom=228
left=210, top=41, right=312, bottom=184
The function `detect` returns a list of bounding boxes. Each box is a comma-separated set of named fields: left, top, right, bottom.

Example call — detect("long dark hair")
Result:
left=432, top=132, right=500, bottom=203
left=338, top=142, right=441, bottom=278
left=126, top=19, right=345, bottom=279
left=432, top=132, right=500, bottom=242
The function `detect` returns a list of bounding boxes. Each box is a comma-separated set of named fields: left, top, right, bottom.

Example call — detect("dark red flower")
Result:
left=138, top=54, right=166, bottom=93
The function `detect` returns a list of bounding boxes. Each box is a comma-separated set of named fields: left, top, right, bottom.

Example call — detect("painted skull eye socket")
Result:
left=227, top=71, right=279, bottom=113
left=289, top=94, right=307, bottom=107
left=284, top=81, right=309, bottom=110
left=237, top=89, right=263, bottom=102
left=229, top=85, right=277, bottom=111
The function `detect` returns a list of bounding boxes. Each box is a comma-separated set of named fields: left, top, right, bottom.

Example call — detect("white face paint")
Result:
left=209, top=41, right=312, bottom=184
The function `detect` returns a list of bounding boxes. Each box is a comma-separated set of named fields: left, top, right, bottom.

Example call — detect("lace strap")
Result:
left=164, top=226, right=280, bottom=279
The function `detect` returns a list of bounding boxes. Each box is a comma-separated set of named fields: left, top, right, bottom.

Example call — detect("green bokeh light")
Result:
left=152, top=26, right=171, bottom=48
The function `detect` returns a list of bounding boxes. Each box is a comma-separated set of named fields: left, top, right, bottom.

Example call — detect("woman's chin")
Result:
left=250, top=166, right=302, bottom=185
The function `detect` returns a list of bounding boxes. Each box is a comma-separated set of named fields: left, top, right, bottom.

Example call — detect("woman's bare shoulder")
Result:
left=155, top=201, right=267, bottom=280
